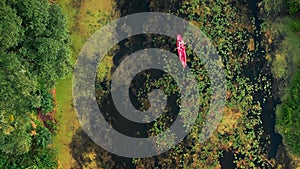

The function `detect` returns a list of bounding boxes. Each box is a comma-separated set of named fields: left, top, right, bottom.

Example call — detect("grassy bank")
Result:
left=54, top=0, right=115, bottom=168
left=262, top=2, right=300, bottom=167
left=54, top=75, right=79, bottom=168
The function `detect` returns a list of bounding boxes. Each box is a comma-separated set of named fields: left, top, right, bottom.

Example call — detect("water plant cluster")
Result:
left=95, top=0, right=277, bottom=168
left=133, top=0, right=275, bottom=168
left=79, top=0, right=300, bottom=168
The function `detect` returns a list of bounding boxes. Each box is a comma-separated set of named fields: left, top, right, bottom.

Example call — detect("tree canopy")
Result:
left=0, top=0, right=71, bottom=168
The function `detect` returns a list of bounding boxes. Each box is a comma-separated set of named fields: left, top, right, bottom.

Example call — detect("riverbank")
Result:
left=54, top=0, right=115, bottom=168
left=259, top=0, right=300, bottom=167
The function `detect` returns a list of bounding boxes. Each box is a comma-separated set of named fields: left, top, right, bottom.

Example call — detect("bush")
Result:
left=45, top=120, right=58, bottom=133
left=272, top=53, right=287, bottom=79
left=276, top=69, right=300, bottom=155
left=287, top=0, right=300, bottom=15
left=291, top=19, right=300, bottom=32
left=34, top=125, right=53, bottom=148
left=262, top=0, right=285, bottom=17
left=40, top=89, right=54, bottom=114
left=0, top=147, right=57, bottom=169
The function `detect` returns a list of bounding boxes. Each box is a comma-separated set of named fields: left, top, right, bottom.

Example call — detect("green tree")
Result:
left=0, top=0, right=71, bottom=168
left=287, top=0, right=300, bottom=15
left=276, top=69, right=300, bottom=155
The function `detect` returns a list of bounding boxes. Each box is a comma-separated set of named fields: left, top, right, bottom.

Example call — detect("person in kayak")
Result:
left=178, top=39, right=186, bottom=50
left=177, top=34, right=187, bottom=68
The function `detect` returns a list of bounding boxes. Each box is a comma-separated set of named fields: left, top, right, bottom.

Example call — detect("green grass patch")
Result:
left=70, top=32, right=85, bottom=61
left=57, top=0, right=78, bottom=31
left=54, top=0, right=115, bottom=168
left=54, top=1, right=81, bottom=168
left=53, top=75, right=80, bottom=169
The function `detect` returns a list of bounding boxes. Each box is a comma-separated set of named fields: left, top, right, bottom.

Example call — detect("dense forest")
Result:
left=0, top=0, right=299, bottom=168
left=0, top=0, right=71, bottom=168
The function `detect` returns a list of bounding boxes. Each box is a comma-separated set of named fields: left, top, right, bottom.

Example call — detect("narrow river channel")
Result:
left=245, top=0, right=283, bottom=159
left=97, top=0, right=285, bottom=168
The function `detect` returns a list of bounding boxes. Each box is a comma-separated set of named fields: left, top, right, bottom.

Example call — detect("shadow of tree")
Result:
left=70, top=129, right=134, bottom=169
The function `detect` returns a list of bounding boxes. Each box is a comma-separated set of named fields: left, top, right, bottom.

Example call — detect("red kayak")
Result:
left=176, top=34, right=187, bottom=68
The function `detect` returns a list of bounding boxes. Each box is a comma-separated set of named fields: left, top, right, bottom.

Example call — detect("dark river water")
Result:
left=96, top=0, right=285, bottom=168
left=219, top=1, right=284, bottom=168
left=245, top=0, right=283, bottom=159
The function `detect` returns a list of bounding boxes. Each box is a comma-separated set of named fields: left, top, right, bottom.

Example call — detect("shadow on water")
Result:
left=70, top=129, right=135, bottom=169
left=71, top=34, right=180, bottom=168
left=115, top=0, right=149, bottom=16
